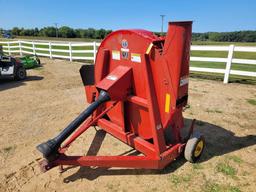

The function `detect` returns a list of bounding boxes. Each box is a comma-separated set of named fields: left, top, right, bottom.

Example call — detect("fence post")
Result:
left=93, top=41, right=96, bottom=63
left=32, top=41, right=36, bottom=55
left=69, top=42, right=72, bottom=62
left=223, top=44, right=235, bottom=84
left=19, top=41, right=22, bottom=56
left=7, top=42, right=11, bottom=55
left=49, top=42, right=52, bottom=59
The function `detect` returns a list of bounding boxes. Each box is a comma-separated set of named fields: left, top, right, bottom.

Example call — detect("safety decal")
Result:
left=121, top=51, right=129, bottom=59
left=165, top=93, right=171, bottom=113
left=121, top=48, right=129, bottom=52
left=179, top=76, right=189, bottom=87
left=146, top=43, right=153, bottom=54
left=131, top=53, right=141, bottom=63
left=112, top=50, right=120, bottom=60
left=121, top=39, right=128, bottom=48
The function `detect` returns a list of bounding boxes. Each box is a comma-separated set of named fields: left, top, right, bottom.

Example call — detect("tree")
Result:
left=34, top=28, right=39, bottom=36
left=87, top=28, right=96, bottom=39
left=39, top=27, right=56, bottom=37
left=5, top=25, right=256, bottom=42
left=58, top=26, right=75, bottom=38
left=12, top=27, right=21, bottom=36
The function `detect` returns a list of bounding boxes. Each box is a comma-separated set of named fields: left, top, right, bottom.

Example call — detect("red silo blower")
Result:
left=37, top=21, right=205, bottom=172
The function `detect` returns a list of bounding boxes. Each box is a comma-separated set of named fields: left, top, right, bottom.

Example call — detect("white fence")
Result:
left=191, top=45, right=256, bottom=83
left=1, top=40, right=256, bottom=83
left=0, top=40, right=100, bottom=62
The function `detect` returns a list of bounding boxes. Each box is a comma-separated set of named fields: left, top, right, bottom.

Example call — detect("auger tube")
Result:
left=36, top=90, right=110, bottom=160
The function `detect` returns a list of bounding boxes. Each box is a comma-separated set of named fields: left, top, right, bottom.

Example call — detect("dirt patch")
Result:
left=0, top=58, right=255, bottom=192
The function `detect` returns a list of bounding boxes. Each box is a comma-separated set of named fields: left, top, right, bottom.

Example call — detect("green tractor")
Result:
left=19, top=55, right=41, bottom=69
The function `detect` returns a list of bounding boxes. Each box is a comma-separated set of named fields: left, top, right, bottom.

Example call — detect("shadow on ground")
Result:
left=62, top=118, right=256, bottom=182
left=0, top=75, right=43, bottom=91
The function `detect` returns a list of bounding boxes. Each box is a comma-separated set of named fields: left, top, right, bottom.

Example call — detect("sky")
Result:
left=0, top=0, right=255, bottom=33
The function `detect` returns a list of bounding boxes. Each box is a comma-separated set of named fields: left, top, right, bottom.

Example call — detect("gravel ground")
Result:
left=0, top=58, right=255, bottom=192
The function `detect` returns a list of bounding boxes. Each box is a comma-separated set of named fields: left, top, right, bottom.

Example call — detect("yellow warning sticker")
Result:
left=146, top=43, right=153, bottom=54
left=131, top=53, right=141, bottom=63
left=112, top=50, right=120, bottom=60
left=165, top=93, right=171, bottom=113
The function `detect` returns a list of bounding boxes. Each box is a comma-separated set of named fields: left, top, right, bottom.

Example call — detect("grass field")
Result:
left=190, top=41, right=256, bottom=79
left=1, top=38, right=256, bottom=83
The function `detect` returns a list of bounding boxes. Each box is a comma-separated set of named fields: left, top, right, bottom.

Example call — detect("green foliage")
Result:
left=228, top=155, right=243, bottom=164
left=228, top=186, right=241, bottom=192
left=246, top=98, right=256, bottom=105
left=192, top=31, right=256, bottom=42
left=204, top=182, right=221, bottom=192
left=193, top=163, right=204, bottom=169
left=169, top=174, right=192, bottom=186
left=39, top=27, right=56, bottom=37
left=7, top=25, right=256, bottom=42
left=9, top=26, right=112, bottom=39
left=216, top=162, right=237, bottom=176
left=58, top=26, right=75, bottom=38
left=203, top=182, right=241, bottom=192
left=170, top=175, right=181, bottom=186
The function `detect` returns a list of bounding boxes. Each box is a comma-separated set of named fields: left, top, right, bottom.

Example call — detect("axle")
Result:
left=37, top=90, right=110, bottom=161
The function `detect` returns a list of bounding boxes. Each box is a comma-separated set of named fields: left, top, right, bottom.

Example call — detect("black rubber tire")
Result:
left=184, top=132, right=205, bottom=163
left=15, top=67, right=27, bottom=80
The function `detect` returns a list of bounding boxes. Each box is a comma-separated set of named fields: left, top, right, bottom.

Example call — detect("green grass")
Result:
left=190, top=41, right=256, bottom=83
left=191, top=51, right=228, bottom=58
left=192, top=41, right=256, bottom=46
left=227, top=155, right=243, bottom=164
left=169, top=174, right=192, bottom=186
left=206, top=109, right=223, bottom=113
left=190, top=71, right=256, bottom=84
left=203, top=182, right=241, bottom=192
left=192, top=163, right=204, bottom=170
left=246, top=98, right=256, bottom=105
left=191, top=50, right=256, bottom=60
left=204, top=182, right=222, bottom=192
left=216, top=162, right=237, bottom=177
left=191, top=61, right=256, bottom=72
left=170, top=175, right=181, bottom=186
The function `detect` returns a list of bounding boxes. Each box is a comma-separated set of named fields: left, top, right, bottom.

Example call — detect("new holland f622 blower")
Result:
left=37, top=21, right=205, bottom=172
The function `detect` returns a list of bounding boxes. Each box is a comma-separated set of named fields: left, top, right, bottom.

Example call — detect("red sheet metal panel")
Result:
left=93, top=22, right=192, bottom=142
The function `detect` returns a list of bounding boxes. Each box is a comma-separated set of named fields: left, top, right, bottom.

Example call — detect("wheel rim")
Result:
left=194, top=140, right=204, bottom=157
left=19, top=70, right=25, bottom=78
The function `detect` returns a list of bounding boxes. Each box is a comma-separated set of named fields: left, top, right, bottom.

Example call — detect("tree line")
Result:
left=1, top=26, right=256, bottom=42
left=7, top=26, right=112, bottom=39
left=192, top=31, right=256, bottom=42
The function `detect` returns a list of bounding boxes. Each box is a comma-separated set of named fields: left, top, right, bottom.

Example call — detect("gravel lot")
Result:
left=0, top=58, right=255, bottom=192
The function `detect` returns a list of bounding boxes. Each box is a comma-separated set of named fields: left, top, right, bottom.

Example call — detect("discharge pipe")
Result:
left=37, top=90, right=110, bottom=160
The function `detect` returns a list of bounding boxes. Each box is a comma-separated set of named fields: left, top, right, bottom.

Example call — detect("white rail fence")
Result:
left=0, top=40, right=100, bottom=62
left=191, top=45, right=256, bottom=83
left=1, top=40, right=256, bottom=83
